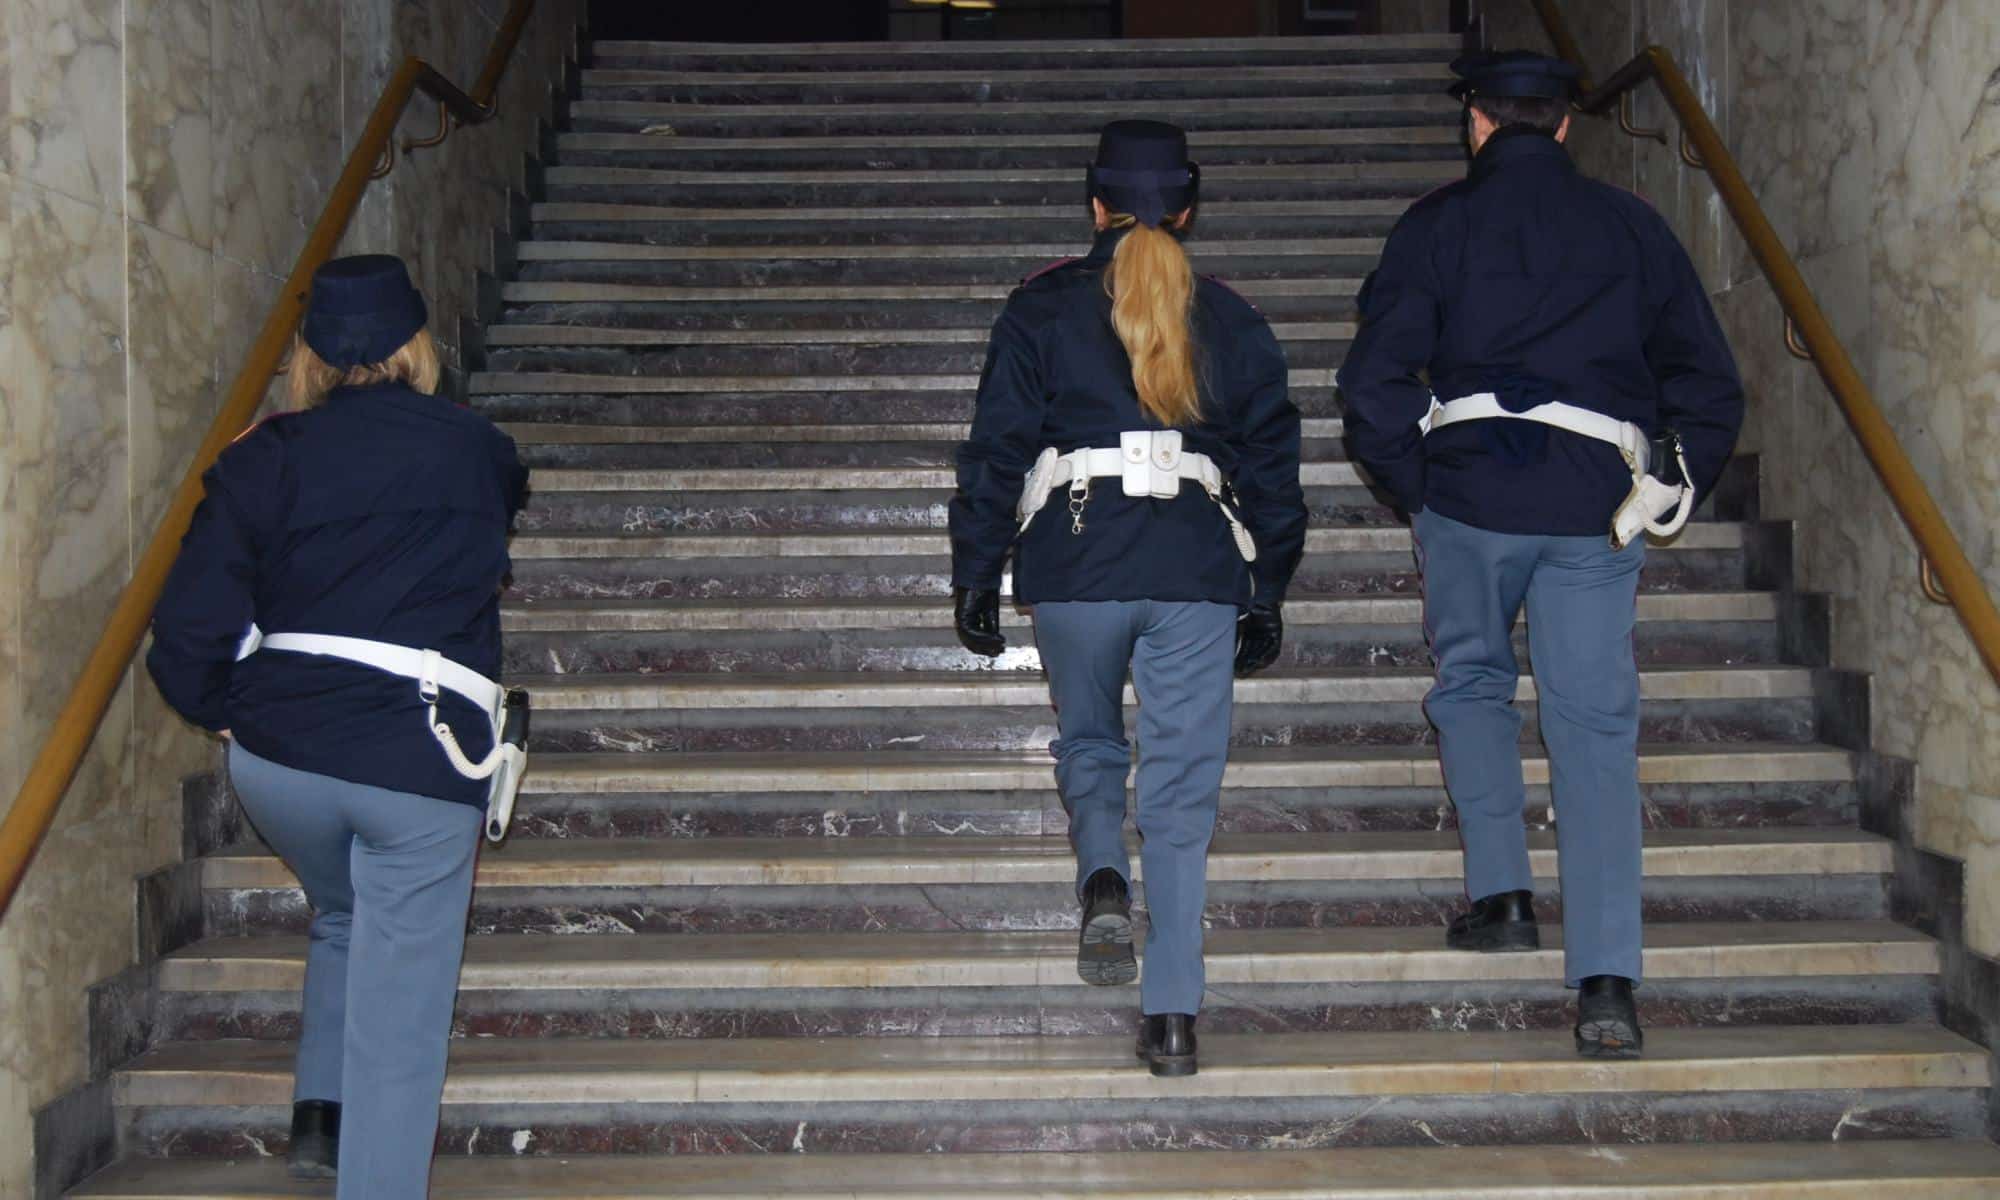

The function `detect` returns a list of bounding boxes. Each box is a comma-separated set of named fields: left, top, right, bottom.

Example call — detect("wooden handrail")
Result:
left=0, top=1, right=542, bottom=921
left=1527, top=0, right=2000, bottom=688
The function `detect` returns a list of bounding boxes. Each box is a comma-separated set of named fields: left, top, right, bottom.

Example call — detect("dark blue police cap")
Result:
left=1447, top=50, right=1580, bottom=101
left=1087, top=119, right=1200, bottom=227
left=301, top=254, right=429, bottom=369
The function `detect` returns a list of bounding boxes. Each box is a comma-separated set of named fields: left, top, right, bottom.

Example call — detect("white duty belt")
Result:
left=1420, top=393, right=1694, bottom=549
left=236, top=626, right=528, bottom=842
left=1015, top=430, right=1257, bottom=562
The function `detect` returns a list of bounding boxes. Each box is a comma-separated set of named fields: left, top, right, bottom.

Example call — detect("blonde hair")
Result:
left=1102, top=213, right=1201, bottom=428
left=286, top=328, right=442, bottom=410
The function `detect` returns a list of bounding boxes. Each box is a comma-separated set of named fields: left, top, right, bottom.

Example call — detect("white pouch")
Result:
left=1017, top=446, right=1063, bottom=529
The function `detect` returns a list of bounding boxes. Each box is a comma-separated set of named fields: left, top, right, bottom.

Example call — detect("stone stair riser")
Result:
left=117, top=1088, right=1984, bottom=1161
left=481, top=340, right=1350, bottom=377
left=503, top=554, right=1759, bottom=603
left=204, top=874, right=1889, bottom=940
left=567, top=104, right=1456, bottom=139
left=462, top=780, right=1862, bottom=841
left=500, top=623, right=1786, bottom=675
left=576, top=73, right=1451, bottom=106
left=477, top=388, right=1342, bottom=426
left=587, top=41, right=1467, bottom=73
left=511, top=254, right=1380, bottom=288
left=523, top=698, right=1817, bottom=756
left=509, top=438, right=1351, bottom=472
left=539, top=178, right=1443, bottom=210
left=530, top=212, right=1406, bottom=246
left=151, top=974, right=1936, bottom=1047
left=554, top=138, right=1462, bottom=172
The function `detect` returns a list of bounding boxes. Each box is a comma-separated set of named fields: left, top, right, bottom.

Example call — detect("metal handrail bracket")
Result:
left=1528, top=1, right=2000, bottom=684
left=0, top=0, right=543, bottom=920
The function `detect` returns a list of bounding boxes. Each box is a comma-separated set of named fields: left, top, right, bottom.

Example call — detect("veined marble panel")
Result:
left=211, top=0, right=341, bottom=276
left=125, top=0, right=212, bottom=248
left=4, top=0, right=122, bottom=209
left=212, top=257, right=283, bottom=419
left=1867, top=0, right=2000, bottom=235
left=0, top=178, right=20, bottom=811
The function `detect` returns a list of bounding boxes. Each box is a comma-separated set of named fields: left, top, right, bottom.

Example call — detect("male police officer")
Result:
left=1339, top=51, right=1744, bottom=1058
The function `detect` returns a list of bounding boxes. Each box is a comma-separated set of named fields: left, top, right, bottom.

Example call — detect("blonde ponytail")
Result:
left=1102, top=215, right=1201, bottom=428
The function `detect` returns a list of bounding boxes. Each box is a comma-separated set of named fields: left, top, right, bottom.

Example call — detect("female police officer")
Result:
left=949, top=120, right=1307, bottom=1077
left=148, top=255, right=528, bottom=1196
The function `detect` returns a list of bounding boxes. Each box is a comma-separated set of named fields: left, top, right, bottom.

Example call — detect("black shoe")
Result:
left=1574, top=975, right=1644, bottom=1059
left=1135, top=1013, right=1199, bottom=1077
left=1445, top=889, right=1541, bottom=953
left=288, top=1100, right=340, bottom=1180
left=1076, top=868, right=1137, bottom=986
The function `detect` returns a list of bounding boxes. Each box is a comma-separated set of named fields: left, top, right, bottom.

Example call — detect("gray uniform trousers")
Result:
left=1032, top=599, right=1237, bottom=1016
left=228, top=742, right=482, bottom=1200
left=1412, top=507, right=1647, bottom=986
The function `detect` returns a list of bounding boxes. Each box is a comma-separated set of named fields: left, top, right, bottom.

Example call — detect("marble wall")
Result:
left=0, top=1, right=583, bottom=1194
left=1481, top=0, right=2000, bottom=954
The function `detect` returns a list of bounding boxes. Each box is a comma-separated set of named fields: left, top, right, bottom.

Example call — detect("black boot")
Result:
left=1446, top=889, right=1541, bottom=952
left=1077, top=867, right=1136, bottom=985
left=1136, top=1014, right=1198, bottom=1078
left=1574, top=975, right=1644, bottom=1059
left=288, top=1099, right=340, bottom=1180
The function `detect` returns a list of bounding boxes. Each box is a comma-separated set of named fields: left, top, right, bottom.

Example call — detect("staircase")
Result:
left=74, top=33, right=2000, bottom=1198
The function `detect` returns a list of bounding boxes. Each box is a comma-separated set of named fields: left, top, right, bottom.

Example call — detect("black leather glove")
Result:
left=953, top=586, right=1005, bottom=658
left=1234, top=604, right=1283, bottom=676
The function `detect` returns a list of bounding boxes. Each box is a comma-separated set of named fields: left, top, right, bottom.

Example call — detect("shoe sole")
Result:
left=1575, top=1018, right=1645, bottom=1060
left=1446, top=924, right=1542, bottom=953
left=287, top=1162, right=338, bottom=1182
left=1146, top=1052, right=1198, bottom=1078
left=1077, top=911, right=1137, bottom=986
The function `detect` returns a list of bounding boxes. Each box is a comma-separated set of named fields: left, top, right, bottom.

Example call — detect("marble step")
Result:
left=554, top=128, right=1461, bottom=171
left=510, top=239, right=1385, bottom=288
left=475, top=365, right=1338, bottom=396
left=539, top=163, right=1457, bottom=209
left=586, top=34, right=1465, bottom=72
left=578, top=63, right=1452, bottom=106
left=147, top=923, right=1936, bottom=1044
left=567, top=95, right=1460, bottom=137
left=518, top=666, right=1815, bottom=712
left=514, top=667, right=1816, bottom=755
left=505, top=520, right=1744, bottom=555
left=479, top=320, right=1352, bottom=378
left=501, top=417, right=1348, bottom=446
left=499, top=591, right=1791, bottom=675
left=159, top=921, right=1938, bottom=997
left=498, top=279, right=1359, bottom=310
left=511, top=440, right=1355, bottom=474
left=111, top=1024, right=1991, bottom=1114
left=501, top=591, right=1780, bottom=633
left=202, top=825, right=1884, bottom=891
left=530, top=200, right=1410, bottom=246
left=67, top=1140, right=2000, bottom=1199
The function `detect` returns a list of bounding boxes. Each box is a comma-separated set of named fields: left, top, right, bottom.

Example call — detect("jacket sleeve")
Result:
left=1643, top=233, right=1745, bottom=502
left=145, top=434, right=282, bottom=731
left=949, top=302, right=1047, bottom=590
left=1337, top=212, right=1443, bottom=515
left=492, top=426, right=530, bottom=518
left=1226, top=315, right=1307, bottom=608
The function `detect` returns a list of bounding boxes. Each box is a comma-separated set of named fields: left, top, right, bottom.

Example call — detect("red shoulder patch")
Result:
left=1020, top=257, right=1078, bottom=285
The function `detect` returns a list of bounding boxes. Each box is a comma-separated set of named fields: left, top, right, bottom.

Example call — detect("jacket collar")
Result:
left=1082, top=225, right=1133, bottom=265
left=1469, top=127, right=1575, bottom=181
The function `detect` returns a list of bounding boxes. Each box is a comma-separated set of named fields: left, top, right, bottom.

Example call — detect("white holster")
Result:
left=1421, top=393, right=1694, bottom=549
left=1016, top=430, right=1257, bottom=562
left=236, top=626, right=528, bottom=842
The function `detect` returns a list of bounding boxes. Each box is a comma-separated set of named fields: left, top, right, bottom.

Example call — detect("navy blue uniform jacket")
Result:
left=148, top=382, right=529, bottom=808
left=950, top=228, right=1308, bottom=608
left=1339, top=130, right=1744, bottom=535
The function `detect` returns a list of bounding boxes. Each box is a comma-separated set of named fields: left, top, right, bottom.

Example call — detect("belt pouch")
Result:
left=1120, top=431, right=1153, bottom=497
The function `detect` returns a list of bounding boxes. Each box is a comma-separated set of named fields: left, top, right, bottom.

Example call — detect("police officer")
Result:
left=950, top=120, right=1308, bottom=1077
left=148, top=255, right=528, bottom=1196
left=1339, top=52, right=1744, bottom=1058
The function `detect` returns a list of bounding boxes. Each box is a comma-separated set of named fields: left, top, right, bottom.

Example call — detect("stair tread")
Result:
left=560, top=128, right=1462, bottom=150
left=572, top=96, right=1457, bottom=118
left=533, top=199, right=1413, bottom=221
left=65, top=1140, right=2000, bottom=1198
left=591, top=34, right=1468, bottom=54
left=506, top=521, right=1747, bottom=553
left=200, top=823, right=1886, bottom=889
left=499, top=280, right=1358, bottom=304
left=158, top=920, right=1939, bottom=993
left=498, top=418, right=1348, bottom=444
left=583, top=64, right=1453, bottom=87
left=472, top=367, right=1337, bottom=392
left=514, top=239, right=1381, bottom=262
left=544, top=163, right=1459, bottom=185
left=111, top=1025, right=1992, bottom=1108
left=499, top=591, right=1782, bottom=631
left=485, top=321, right=1353, bottom=346
left=514, top=665, right=1814, bottom=709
